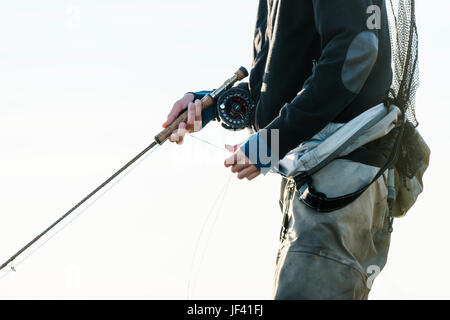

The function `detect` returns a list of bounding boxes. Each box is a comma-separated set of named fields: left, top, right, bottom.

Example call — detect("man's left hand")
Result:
left=224, top=144, right=261, bottom=180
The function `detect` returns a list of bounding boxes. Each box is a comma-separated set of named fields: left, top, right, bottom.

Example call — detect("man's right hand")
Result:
left=162, top=93, right=203, bottom=145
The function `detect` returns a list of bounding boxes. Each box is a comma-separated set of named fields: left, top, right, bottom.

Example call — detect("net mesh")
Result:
left=386, top=0, right=420, bottom=127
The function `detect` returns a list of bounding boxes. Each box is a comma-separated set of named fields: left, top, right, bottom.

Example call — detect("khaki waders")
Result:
left=274, top=159, right=392, bottom=300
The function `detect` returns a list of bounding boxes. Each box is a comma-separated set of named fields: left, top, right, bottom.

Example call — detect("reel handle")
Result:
left=154, top=66, right=248, bottom=144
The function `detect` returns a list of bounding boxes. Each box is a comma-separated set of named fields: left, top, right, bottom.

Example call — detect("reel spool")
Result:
left=216, top=87, right=255, bottom=130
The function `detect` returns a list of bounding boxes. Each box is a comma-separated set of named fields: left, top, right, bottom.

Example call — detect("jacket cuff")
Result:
left=186, top=90, right=213, bottom=101
left=239, top=131, right=277, bottom=175
left=186, top=90, right=217, bottom=127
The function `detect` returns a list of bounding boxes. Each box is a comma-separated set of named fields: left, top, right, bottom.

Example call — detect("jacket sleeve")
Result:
left=248, top=0, right=269, bottom=102
left=263, top=0, right=380, bottom=159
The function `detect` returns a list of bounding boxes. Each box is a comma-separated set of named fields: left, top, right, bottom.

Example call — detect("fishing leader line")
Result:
left=0, top=66, right=250, bottom=286
left=0, top=140, right=164, bottom=282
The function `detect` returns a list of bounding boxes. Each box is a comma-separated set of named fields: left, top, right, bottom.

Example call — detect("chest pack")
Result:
left=276, top=0, right=430, bottom=221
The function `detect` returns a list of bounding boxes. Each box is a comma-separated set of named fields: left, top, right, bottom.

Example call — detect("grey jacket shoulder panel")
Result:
left=342, top=31, right=379, bottom=94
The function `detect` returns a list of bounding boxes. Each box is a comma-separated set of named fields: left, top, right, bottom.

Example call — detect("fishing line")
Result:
left=0, top=135, right=233, bottom=282
left=186, top=132, right=236, bottom=299
left=189, top=133, right=228, bottom=152
left=0, top=66, right=250, bottom=287
left=186, top=172, right=233, bottom=299
left=0, top=141, right=163, bottom=281
left=0, top=134, right=231, bottom=284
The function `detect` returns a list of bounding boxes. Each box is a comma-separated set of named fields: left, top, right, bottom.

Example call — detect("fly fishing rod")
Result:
left=0, top=66, right=249, bottom=272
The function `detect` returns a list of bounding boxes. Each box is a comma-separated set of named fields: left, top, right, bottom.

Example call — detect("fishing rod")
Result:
left=0, top=66, right=249, bottom=272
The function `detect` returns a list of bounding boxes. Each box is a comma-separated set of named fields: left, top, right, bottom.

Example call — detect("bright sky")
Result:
left=0, top=0, right=449, bottom=299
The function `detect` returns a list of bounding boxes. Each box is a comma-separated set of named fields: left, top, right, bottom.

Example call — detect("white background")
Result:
left=0, top=0, right=448, bottom=299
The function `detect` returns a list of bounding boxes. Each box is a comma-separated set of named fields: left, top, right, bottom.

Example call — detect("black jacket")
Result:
left=246, top=0, right=394, bottom=166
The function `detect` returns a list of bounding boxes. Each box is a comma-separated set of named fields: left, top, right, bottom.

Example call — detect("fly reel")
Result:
left=216, top=87, right=255, bottom=130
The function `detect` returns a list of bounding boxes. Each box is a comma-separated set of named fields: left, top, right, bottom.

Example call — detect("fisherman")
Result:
left=162, top=0, right=401, bottom=300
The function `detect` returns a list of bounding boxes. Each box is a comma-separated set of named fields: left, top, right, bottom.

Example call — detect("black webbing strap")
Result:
left=295, top=121, right=404, bottom=213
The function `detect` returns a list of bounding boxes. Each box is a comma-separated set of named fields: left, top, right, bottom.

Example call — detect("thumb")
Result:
left=225, top=144, right=239, bottom=153
left=225, top=140, right=246, bottom=152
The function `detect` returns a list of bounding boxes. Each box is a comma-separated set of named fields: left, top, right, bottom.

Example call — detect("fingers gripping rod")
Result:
left=154, top=67, right=248, bottom=143
left=0, top=67, right=249, bottom=272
